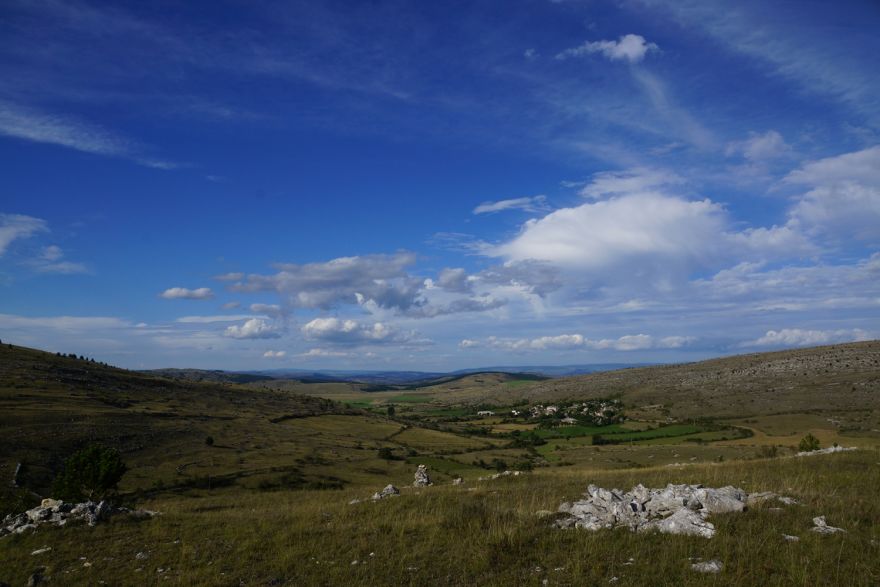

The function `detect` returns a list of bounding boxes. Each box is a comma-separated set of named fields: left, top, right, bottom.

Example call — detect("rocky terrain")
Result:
left=555, top=482, right=797, bottom=538
left=2, top=498, right=158, bottom=537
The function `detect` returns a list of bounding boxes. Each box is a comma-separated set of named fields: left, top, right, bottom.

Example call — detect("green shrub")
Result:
left=52, top=445, right=127, bottom=502
left=798, top=433, right=820, bottom=452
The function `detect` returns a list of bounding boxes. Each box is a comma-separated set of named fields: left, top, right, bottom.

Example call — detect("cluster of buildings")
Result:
left=476, top=399, right=624, bottom=427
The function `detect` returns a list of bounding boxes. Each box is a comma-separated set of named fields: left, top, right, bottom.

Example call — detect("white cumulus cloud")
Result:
left=785, top=146, right=880, bottom=242
left=224, top=318, right=282, bottom=339
left=301, top=317, right=424, bottom=345
left=160, top=287, right=214, bottom=300
left=742, top=328, right=870, bottom=348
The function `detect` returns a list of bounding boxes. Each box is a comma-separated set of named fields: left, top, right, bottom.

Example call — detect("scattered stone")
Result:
left=348, top=498, right=362, bottom=505
left=413, top=465, right=432, bottom=487
left=811, top=516, right=846, bottom=535
left=371, top=484, right=400, bottom=500
left=135, top=551, right=150, bottom=560
left=452, top=477, right=464, bottom=485
left=796, top=446, right=856, bottom=457
left=555, top=482, right=787, bottom=539
left=2, top=500, right=159, bottom=538
left=691, top=559, right=723, bottom=574
left=746, top=492, right=799, bottom=507
left=479, top=470, right=524, bottom=481
left=30, top=547, right=52, bottom=556
left=783, top=534, right=800, bottom=542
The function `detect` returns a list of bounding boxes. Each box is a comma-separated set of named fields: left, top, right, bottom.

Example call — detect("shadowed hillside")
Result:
left=0, top=344, right=347, bottom=499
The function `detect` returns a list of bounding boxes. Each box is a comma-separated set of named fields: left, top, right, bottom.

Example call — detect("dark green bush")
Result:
left=798, top=433, right=820, bottom=452
left=52, top=445, right=127, bottom=502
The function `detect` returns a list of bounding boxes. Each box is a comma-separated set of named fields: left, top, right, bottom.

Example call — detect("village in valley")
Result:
left=477, top=398, right=625, bottom=428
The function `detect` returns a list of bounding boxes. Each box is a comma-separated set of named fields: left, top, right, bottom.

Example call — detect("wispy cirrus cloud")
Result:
left=28, top=245, right=89, bottom=275
left=478, top=332, right=695, bottom=352
left=625, top=0, right=880, bottom=123
left=0, top=214, right=47, bottom=256
left=0, top=100, right=178, bottom=168
left=175, top=314, right=264, bottom=324
left=473, top=195, right=548, bottom=214
left=556, top=34, right=658, bottom=63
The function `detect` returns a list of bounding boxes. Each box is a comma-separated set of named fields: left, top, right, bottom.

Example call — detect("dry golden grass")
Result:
left=2, top=451, right=878, bottom=586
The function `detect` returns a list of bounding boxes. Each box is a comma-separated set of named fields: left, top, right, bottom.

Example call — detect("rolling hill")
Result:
left=450, top=341, right=880, bottom=420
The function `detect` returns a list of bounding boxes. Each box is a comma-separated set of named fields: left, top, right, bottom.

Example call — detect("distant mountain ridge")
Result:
left=141, top=363, right=652, bottom=385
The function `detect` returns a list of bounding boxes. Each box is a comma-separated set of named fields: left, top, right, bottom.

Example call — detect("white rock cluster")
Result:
left=691, top=559, right=724, bottom=573
left=371, top=484, right=400, bottom=501
left=1, top=498, right=158, bottom=538
left=796, top=446, right=857, bottom=457
left=555, top=483, right=791, bottom=539
left=478, top=470, right=523, bottom=481
left=811, top=516, right=846, bottom=535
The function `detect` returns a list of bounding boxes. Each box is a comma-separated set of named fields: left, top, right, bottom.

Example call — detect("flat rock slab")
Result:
left=691, top=560, right=723, bottom=573
left=811, top=516, right=846, bottom=534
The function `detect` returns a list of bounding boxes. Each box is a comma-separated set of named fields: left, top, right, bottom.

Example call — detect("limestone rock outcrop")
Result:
left=2, top=499, right=158, bottom=538
left=554, top=482, right=786, bottom=539
left=413, top=465, right=432, bottom=487
left=371, top=484, right=400, bottom=500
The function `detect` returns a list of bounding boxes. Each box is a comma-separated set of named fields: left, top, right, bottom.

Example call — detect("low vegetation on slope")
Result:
left=0, top=344, right=347, bottom=509
left=1, top=451, right=878, bottom=585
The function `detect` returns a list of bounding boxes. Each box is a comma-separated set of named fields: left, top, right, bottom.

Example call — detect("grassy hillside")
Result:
left=1, top=450, right=878, bottom=585
left=0, top=345, right=528, bottom=518
left=2, top=341, right=880, bottom=585
left=141, top=368, right=276, bottom=384
left=0, top=345, right=352, bottom=500
left=461, top=341, right=880, bottom=418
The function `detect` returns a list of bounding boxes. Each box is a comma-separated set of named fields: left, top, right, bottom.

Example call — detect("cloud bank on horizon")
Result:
left=0, top=0, right=878, bottom=370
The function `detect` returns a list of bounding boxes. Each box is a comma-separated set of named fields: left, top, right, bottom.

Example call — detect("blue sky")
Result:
left=1, top=0, right=878, bottom=370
